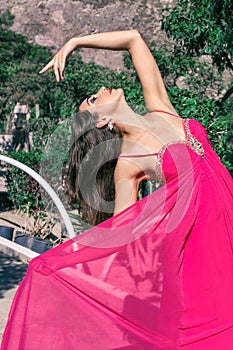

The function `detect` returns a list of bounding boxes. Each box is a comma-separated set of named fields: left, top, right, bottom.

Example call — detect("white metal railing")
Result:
left=0, top=155, right=75, bottom=238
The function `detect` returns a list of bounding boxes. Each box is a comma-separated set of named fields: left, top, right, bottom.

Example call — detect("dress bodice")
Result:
left=155, top=118, right=206, bottom=184
left=119, top=112, right=207, bottom=184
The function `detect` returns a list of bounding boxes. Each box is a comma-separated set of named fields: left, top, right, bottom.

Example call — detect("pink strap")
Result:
left=119, top=152, right=158, bottom=159
left=149, top=109, right=181, bottom=118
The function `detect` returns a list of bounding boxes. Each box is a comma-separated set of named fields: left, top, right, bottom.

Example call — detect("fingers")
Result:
left=60, top=60, right=66, bottom=80
left=39, top=59, right=54, bottom=74
left=57, top=54, right=66, bottom=81
left=39, top=55, right=65, bottom=82
left=53, top=60, right=61, bottom=82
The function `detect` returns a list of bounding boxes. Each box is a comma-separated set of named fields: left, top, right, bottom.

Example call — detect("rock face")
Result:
left=0, top=0, right=174, bottom=70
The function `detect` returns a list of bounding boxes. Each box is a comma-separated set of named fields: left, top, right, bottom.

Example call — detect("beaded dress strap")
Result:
left=183, top=119, right=205, bottom=158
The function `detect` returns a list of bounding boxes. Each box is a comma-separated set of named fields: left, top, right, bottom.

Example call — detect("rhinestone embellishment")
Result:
left=154, top=119, right=205, bottom=184
left=155, top=155, right=164, bottom=185
left=183, top=119, right=205, bottom=158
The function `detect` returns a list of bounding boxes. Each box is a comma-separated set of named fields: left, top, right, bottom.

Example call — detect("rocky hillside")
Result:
left=0, top=0, right=174, bottom=70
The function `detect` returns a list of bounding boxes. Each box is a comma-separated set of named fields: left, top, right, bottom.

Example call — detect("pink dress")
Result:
left=1, top=112, right=233, bottom=349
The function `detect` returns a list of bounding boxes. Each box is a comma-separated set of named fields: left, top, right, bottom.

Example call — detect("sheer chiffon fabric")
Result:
left=1, top=118, right=233, bottom=349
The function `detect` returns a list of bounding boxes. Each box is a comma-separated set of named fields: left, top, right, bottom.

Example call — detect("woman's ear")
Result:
left=96, top=116, right=111, bottom=129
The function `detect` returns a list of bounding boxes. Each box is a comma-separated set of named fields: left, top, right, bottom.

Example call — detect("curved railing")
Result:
left=0, top=155, right=75, bottom=238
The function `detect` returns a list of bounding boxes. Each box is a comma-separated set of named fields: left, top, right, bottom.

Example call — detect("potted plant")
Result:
left=2, top=152, right=72, bottom=253
left=14, top=231, right=50, bottom=254
left=14, top=208, right=61, bottom=254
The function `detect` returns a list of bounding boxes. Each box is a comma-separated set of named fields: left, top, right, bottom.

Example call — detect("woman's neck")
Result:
left=117, top=113, right=153, bottom=140
left=112, top=105, right=148, bottom=137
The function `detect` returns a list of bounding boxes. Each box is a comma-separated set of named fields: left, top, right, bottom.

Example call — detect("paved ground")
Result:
left=0, top=174, right=13, bottom=339
left=0, top=252, right=27, bottom=342
left=0, top=182, right=28, bottom=342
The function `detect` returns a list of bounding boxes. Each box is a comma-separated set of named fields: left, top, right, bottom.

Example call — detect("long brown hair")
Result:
left=66, top=110, right=122, bottom=226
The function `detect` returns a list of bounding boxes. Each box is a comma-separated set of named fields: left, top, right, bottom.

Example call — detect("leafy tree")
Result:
left=0, top=11, right=57, bottom=133
left=0, top=10, right=14, bottom=30
left=162, top=0, right=232, bottom=71
left=162, top=0, right=233, bottom=102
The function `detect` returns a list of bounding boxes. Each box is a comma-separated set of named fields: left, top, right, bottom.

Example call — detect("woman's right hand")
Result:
left=39, top=38, right=77, bottom=82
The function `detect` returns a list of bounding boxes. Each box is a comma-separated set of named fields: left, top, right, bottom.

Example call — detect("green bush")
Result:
left=4, top=149, right=43, bottom=213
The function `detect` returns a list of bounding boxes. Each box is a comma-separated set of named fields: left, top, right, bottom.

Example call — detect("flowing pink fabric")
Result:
left=1, top=118, right=233, bottom=349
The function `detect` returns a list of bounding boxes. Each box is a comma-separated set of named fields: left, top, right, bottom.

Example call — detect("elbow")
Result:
left=131, top=29, right=142, bottom=40
left=131, top=29, right=140, bottom=35
left=128, top=29, right=143, bottom=50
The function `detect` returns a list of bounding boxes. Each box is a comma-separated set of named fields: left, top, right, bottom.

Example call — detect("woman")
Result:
left=48, top=30, right=188, bottom=221
left=1, top=30, right=233, bottom=350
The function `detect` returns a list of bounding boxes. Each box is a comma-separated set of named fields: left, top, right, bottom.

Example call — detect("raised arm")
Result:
left=40, top=30, right=175, bottom=112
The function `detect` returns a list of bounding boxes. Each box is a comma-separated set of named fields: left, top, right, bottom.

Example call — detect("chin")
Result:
left=116, top=88, right=125, bottom=102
